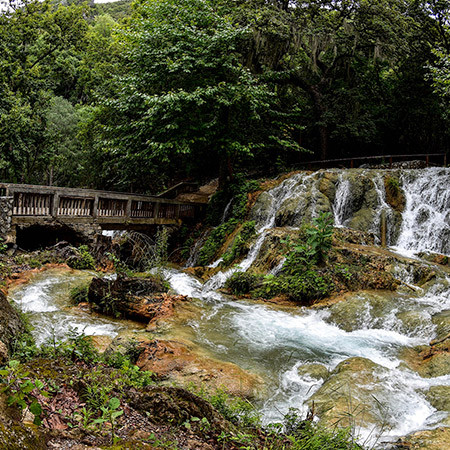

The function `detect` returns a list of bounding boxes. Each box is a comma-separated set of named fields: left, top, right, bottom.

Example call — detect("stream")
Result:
left=8, top=167, right=450, bottom=447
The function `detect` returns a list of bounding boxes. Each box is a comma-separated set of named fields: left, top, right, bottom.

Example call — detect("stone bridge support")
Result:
left=0, top=197, right=14, bottom=244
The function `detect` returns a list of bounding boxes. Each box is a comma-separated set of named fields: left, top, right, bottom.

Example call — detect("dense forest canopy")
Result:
left=0, top=0, right=448, bottom=192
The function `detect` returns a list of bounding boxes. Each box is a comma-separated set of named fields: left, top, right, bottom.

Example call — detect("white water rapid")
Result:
left=8, top=269, right=139, bottom=345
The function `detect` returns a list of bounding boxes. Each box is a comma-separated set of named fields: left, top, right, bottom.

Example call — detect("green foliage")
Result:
left=225, top=271, right=263, bottom=295
left=256, top=271, right=333, bottom=304
left=222, top=221, right=256, bottom=266
left=284, top=213, right=334, bottom=273
left=70, top=284, right=89, bottom=305
left=195, top=387, right=261, bottom=429
left=281, top=408, right=360, bottom=449
left=92, top=397, right=123, bottom=444
left=385, top=176, right=400, bottom=195
left=0, top=360, right=47, bottom=425
left=71, top=245, right=96, bottom=270
left=198, top=219, right=238, bottom=266
left=0, top=238, right=7, bottom=254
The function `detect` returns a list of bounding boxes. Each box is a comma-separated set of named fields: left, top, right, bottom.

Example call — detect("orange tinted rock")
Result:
left=137, top=339, right=264, bottom=399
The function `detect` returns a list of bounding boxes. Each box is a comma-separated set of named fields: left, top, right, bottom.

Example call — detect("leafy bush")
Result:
left=70, top=284, right=90, bottom=304
left=225, top=271, right=263, bottom=295
left=282, top=408, right=360, bottom=449
left=71, top=245, right=96, bottom=270
left=284, top=212, right=334, bottom=274
left=255, top=271, right=332, bottom=304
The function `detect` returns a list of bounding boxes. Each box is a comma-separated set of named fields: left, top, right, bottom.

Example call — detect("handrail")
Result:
left=0, top=183, right=204, bottom=222
left=302, top=153, right=447, bottom=168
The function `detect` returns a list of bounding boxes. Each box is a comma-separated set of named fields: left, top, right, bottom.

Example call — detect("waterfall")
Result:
left=395, top=168, right=450, bottom=255
left=221, top=198, right=234, bottom=223
left=185, top=229, right=209, bottom=267
left=332, top=172, right=352, bottom=227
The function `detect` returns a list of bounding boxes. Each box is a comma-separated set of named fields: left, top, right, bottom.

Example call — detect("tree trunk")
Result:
left=308, top=85, right=329, bottom=161
left=218, top=150, right=233, bottom=190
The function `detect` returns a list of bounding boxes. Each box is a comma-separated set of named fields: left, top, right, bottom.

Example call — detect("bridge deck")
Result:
left=0, top=183, right=204, bottom=229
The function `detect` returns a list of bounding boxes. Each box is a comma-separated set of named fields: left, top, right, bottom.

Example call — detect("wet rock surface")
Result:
left=136, top=339, right=264, bottom=399
left=0, top=290, right=25, bottom=353
left=87, top=275, right=188, bottom=324
left=307, top=357, right=389, bottom=429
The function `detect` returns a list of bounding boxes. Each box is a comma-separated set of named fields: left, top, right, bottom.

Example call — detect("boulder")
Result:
left=136, top=339, right=264, bottom=399
left=87, top=276, right=187, bottom=323
left=318, top=171, right=338, bottom=203
left=432, top=310, right=450, bottom=342
left=297, top=363, right=329, bottom=381
left=425, top=385, right=450, bottom=412
left=307, top=357, right=388, bottom=429
left=128, top=386, right=231, bottom=433
left=0, top=290, right=25, bottom=352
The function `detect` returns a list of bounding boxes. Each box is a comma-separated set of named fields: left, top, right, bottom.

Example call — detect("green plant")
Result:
left=256, top=271, right=332, bottom=304
left=198, top=218, right=238, bottom=265
left=70, top=283, right=90, bottom=304
left=194, top=387, right=261, bottom=428
left=225, top=271, right=263, bottom=295
left=92, top=396, right=123, bottom=444
left=106, top=252, right=131, bottom=276
left=71, top=245, right=96, bottom=270
left=0, top=360, right=47, bottom=425
left=0, top=238, right=7, bottom=254
left=283, top=213, right=334, bottom=274
left=385, top=176, right=400, bottom=194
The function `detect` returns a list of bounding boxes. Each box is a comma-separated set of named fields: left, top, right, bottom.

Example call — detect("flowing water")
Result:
left=8, top=269, right=143, bottom=345
left=9, top=168, right=450, bottom=447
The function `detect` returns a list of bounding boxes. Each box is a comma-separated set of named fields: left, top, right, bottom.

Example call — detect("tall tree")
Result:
left=95, top=0, right=302, bottom=191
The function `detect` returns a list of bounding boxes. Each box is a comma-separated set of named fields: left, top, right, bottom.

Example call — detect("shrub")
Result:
left=225, top=271, right=263, bottom=295
left=255, top=271, right=332, bottom=304
left=70, top=284, right=90, bottom=304
left=71, top=245, right=96, bottom=270
left=284, top=212, right=334, bottom=274
left=197, top=219, right=238, bottom=265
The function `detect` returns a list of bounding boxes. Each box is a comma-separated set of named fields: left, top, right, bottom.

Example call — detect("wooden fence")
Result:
left=0, top=183, right=203, bottom=226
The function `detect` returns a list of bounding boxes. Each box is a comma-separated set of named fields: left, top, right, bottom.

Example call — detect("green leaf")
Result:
left=108, top=397, right=120, bottom=410
left=29, top=401, right=42, bottom=417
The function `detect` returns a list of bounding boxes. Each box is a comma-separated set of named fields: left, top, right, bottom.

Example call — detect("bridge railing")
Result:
left=0, top=183, right=203, bottom=222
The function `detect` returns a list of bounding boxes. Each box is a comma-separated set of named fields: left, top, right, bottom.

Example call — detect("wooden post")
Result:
left=125, top=199, right=132, bottom=219
left=389, top=157, right=393, bottom=169
left=92, top=195, right=99, bottom=218
left=380, top=210, right=387, bottom=248
left=444, top=153, right=447, bottom=167
left=51, top=194, right=59, bottom=217
left=350, top=159, right=354, bottom=168
left=153, top=202, right=160, bottom=219
left=426, top=155, right=429, bottom=167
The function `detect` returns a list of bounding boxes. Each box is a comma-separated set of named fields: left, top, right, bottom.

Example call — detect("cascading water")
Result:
left=395, top=167, right=450, bottom=255
left=332, top=172, right=352, bottom=227
left=8, top=269, right=139, bottom=345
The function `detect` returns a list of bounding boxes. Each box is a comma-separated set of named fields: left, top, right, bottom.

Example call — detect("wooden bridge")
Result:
left=0, top=183, right=205, bottom=232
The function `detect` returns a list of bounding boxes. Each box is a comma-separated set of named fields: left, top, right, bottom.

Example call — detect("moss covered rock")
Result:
left=297, top=363, right=329, bottom=381
left=0, top=290, right=25, bottom=353
left=307, top=357, right=388, bottom=429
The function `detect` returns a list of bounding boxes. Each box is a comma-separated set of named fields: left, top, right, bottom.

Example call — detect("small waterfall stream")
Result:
left=9, top=167, right=450, bottom=447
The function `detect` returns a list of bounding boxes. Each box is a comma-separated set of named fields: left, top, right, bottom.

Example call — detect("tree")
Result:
left=96, top=0, right=301, bottom=191
left=0, top=0, right=89, bottom=183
